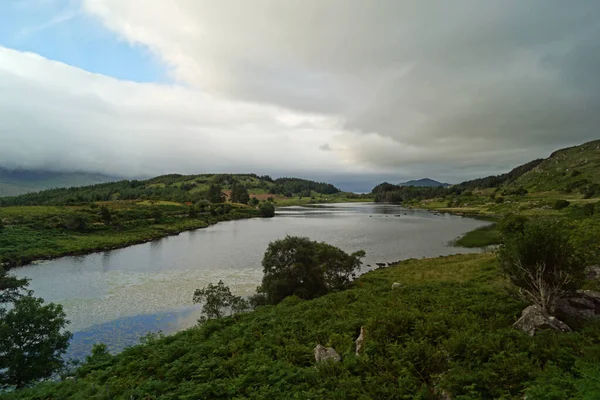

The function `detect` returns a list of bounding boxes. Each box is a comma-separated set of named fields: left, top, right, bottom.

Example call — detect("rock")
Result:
left=314, top=344, right=341, bottom=363
left=513, top=305, right=571, bottom=336
left=585, top=265, right=600, bottom=281
left=392, top=282, right=402, bottom=289
left=554, top=290, right=600, bottom=328
left=355, top=326, right=365, bottom=356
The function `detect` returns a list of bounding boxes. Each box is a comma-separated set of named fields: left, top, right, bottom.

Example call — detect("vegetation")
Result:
left=454, top=224, right=501, bottom=248
left=4, top=253, right=600, bottom=399
left=254, top=236, right=365, bottom=305
left=193, top=280, right=250, bottom=323
left=258, top=202, right=275, bottom=218
left=0, top=269, right=71, bottom=389
left=498, top=220, right=585, bottom=314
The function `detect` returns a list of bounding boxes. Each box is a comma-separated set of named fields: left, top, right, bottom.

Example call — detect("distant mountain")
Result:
left=0, top=168, right=118, bottom=197
left=399, top=178, right=450, bottom=188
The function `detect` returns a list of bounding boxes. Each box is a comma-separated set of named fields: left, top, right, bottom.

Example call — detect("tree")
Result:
left=0, top=269, right=71, bottom=389
left=230, top=183, right=250, bottom=204
left=206, top=184, right=225, bottom=204
left=257, top=236, right=365, bottom=304
left=497, top=220, right=584, bottom=314
left=193, top=280, right=249, bottom=323
left=259, top=202, right=275, bottom=218
left=248, top=197, right=259, bottom=207
left=498, top=213, right=528, bottom=237
left=99, top=206, right=112, bottom=225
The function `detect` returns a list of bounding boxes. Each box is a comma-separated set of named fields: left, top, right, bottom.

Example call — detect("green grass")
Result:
left=454, top=224, right=502, bottom=248
left=5, top=253, right=600, bottom=399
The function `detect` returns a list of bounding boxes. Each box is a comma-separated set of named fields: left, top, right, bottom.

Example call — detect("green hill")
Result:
left=509, top=139, right=600, bottom=194
left=0, top=174, right=344, bottom=206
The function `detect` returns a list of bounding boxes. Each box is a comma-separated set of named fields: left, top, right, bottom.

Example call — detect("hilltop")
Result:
left=0, top=168, right=117, bottom=197
left=399, top=178, right=450, bottom=188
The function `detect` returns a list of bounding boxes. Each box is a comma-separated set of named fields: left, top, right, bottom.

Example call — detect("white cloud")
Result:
left=0, top=47, right=352, bottom=177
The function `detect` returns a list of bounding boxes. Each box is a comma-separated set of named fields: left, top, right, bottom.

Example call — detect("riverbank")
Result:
left=0, top=196, right=373, bottom=268
left=5, top=252, right=599, bottom=399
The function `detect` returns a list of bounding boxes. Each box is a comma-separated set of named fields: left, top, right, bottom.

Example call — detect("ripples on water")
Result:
left=13, top=203, right=489, bottom=359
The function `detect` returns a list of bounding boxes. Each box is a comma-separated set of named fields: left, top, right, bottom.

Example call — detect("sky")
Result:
left=1, top=0, right=599, bottom=191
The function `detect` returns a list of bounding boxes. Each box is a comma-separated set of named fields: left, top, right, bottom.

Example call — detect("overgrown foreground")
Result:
left=5, top=254, right=600, bottom=399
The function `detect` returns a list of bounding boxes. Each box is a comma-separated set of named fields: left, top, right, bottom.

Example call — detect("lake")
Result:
left=12, top=203, right=489, bottom=359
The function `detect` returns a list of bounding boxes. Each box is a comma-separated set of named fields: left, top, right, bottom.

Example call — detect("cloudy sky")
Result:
left=1, top=1, right=599, bottom=190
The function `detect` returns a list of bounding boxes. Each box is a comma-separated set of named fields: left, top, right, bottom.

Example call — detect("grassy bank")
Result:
left=4, top=253, right=599, bottom=399
left=454, top=223, right=502, bottom=248
left=0, top=202, right=261, bottom=267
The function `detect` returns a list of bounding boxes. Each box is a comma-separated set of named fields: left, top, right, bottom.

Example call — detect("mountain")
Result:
left=399, top=178, right=450, bottom=188
left=0, top=168, right=118, bottom=197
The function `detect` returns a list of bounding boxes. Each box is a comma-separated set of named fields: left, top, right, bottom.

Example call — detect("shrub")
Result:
left=497, top=220, right=584, bottom=313
left=495, top=197, right=505, bottom=204
left=553, top=200, right=570, bottom=210
left=498, top=213, right=528, bottom=236
left=257, top=236, right=364, bottom=304
left=259, top=202, right=275, bottom=218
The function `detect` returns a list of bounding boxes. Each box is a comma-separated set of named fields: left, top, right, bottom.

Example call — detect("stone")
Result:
left=355, top=326, right=365, bottom=356
left=513, top=305, right=571, bottom=336
left=585, top=265, right=600, bottom=281
left=392, top=282, right=402, bottom=289
left=314, top=344, right=341, bottom=363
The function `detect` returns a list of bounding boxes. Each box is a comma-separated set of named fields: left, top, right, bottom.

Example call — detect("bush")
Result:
left=498, top=213, right=528, bottom=236
left=257, top=236, right=365, bottom=304
left=495, top=197, right=505, bottom=204
left=259, top=202, right=275, bottom=218
left=553, top=200, right=570, bottom=210
left=497, top=220, right=584, bottom=313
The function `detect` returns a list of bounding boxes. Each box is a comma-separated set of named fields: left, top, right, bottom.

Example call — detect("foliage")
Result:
left=6, top=254, right=600, bottom=399
left=258, top=202, right=275, bottom=218
left=205, top=183, right=225, bottom=204
left=497, top=220, right=585, bottom=313
left=193, top=280, right=249, bottom=322
left=229, top=183, right=250, bottom=204
left=0, top=272, right=71, bottom=389
left=554, top=199, right=571, bottom=210
left=498, top=213, right=528, bottom=236
left=257, top=236, right=364, bottom=304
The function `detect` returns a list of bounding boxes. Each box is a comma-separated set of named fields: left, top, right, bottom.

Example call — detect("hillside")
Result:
left=0, top=174, right=347, bottom=207
left=5, top=253, right=599, bottom=399
left=399, top=178, right=450, bottom=188
left=0, top=168, right=117, bottom=197
left=509, top=139, right=600, bottom=194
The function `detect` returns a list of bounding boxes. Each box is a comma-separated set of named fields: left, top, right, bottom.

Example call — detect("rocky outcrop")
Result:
left=513, top=305, right=571, bottom=336
left=554, top=290, right=600, bottom=327
left=314, top=345, right=341, bottom=363
left=355, top=326, right=365, bottom=356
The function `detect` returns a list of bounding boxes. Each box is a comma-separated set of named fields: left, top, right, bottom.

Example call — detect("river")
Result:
left=12, top=203, right=489, bottom=359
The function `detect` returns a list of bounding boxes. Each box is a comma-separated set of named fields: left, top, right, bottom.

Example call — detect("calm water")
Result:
left=13, top=203, right=489, bottom=359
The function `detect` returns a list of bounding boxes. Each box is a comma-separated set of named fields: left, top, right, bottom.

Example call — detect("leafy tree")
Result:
left=259, top=202, right=275, bottom=218
left=257, top=236, right=365, bottom=304
left=205, top=184, right=225, bottom=204
left=498, top=213, right=528, bottom=236
left=230, top=183, right=250, bottom=204
left=248, top=197, right=259, bottom=207
left=151, top=208, right=164, bottom=224
left=99, top=206, right=112, bottom=225
left=193, top=280, right=249, bottom=322
left=497, top=220, right=584, bottom=314
left=0, top=270, right=71, bottom=389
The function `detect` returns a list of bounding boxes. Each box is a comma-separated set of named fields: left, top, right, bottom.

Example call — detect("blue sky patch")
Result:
left=1, top=0, right=170, bottom=83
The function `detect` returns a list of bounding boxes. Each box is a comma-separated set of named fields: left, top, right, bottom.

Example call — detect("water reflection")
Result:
left=13, top=203, right=489, bottom=358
